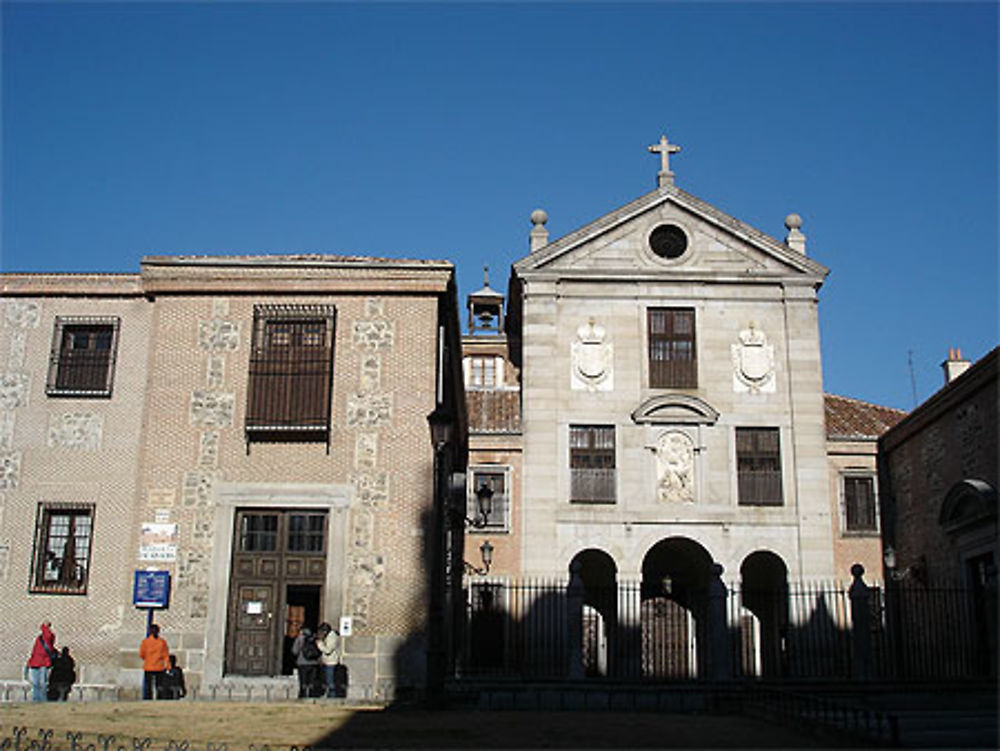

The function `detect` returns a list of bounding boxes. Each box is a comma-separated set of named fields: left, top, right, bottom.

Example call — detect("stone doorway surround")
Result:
left=206, top=481, right=352, bottom=685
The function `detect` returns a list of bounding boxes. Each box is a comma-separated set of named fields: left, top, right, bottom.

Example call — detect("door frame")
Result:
left=206, top=481, right=351, bottom=684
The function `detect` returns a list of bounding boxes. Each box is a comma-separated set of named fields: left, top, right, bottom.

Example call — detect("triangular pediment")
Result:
left=514, top=186, right=828, bottom=282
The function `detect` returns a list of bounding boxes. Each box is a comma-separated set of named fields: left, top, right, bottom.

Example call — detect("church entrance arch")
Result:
left=738, top=550, right=789, bottom=678
left=569, top=549, right=617, bottom=677
left=640, top=537, right=713, bottom=679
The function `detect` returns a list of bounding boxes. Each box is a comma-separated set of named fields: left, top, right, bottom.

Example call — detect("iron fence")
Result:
left=458, top=576, right=995, bottom=684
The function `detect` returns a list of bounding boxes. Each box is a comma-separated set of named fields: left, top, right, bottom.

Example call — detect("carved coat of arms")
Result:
left=571, top=318, right=613, bottom=392
left=731, top=322, right=775, bottom=393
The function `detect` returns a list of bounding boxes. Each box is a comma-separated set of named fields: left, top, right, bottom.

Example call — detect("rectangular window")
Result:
left=467, top=357, right=497, bottom=389
left=245, top=305, right=336, bottom=442
left=844, top=476, right=878, bottom=533
left=30, top=504, right=95, bottom=594
left=736, top=428, right=783, bottom=506
left=570, top=425, right=616, bottom=504
left=46, top=317, right=120, bottom=397
left=469, top=468, right=509, bottom=531
left=648, top=308, right=696, bottom=388
left=239, top=513, right=278, bottom=552
left=287, top=513, right=326, bottom=552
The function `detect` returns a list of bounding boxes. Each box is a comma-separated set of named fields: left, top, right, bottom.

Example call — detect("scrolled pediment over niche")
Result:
left=631, top=394, right=719, bottom=425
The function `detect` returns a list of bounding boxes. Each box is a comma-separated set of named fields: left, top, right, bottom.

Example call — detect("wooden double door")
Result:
left=226, top=508, right=328, bottom=676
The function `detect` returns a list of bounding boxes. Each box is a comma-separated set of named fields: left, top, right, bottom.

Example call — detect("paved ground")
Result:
left=0, top=700, right=855, bottom=749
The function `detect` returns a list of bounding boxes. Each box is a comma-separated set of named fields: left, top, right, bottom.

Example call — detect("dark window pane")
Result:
left=737, top=428, right=783, bottom=506
left=648, top=309, right=696, bottom=388
left=570, top=426, right=616, bottom=503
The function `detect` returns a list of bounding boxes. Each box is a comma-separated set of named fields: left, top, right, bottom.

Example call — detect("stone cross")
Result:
left=648, top=134, right=681, bottom=187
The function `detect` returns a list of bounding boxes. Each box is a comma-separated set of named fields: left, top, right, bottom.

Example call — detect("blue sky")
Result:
left=2, top=1, right=997, bottom=410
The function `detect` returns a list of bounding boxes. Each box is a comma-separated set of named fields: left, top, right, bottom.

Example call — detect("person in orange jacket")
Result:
left=139, top=624, right=170, bottom=700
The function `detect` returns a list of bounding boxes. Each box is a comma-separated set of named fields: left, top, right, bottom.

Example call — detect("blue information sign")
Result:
left=133, top=570, right=171, bottom=609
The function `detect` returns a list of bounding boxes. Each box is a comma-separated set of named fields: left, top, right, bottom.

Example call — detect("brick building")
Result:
left=0, top=255, right=466, bottom=699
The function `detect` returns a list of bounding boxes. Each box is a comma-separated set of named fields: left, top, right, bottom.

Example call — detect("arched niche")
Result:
left=631, top=394, right=720, bottom=425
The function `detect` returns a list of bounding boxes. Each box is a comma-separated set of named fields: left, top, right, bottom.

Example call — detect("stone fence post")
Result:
left=708, top=563, right=733, bottom=681
left=849, top=563, right=873, bottom=682
left=567, top=561, right=585, bottom=680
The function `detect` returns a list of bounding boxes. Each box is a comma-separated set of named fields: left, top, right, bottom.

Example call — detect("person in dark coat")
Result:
left=291, top=626, right=320, bottom=698
left=160, top=654, right=186, bottom=700
left=47, top=646, right=76, bottom=701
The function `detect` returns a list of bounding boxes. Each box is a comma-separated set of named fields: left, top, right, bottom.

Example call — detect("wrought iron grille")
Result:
left=736, top=428, right=783, bottom=506
left=648, top=308, right=696, bottom=388
left=30, top=502, right=94, bottom=594
left=245, top=305, right=336, bottom=442
left=46, top=317, right=120, bottom=397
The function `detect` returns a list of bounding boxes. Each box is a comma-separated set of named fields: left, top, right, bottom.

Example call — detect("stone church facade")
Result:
left=505, top=139, right=856, bottom=590
left=0, top=256, right=466, bottom=698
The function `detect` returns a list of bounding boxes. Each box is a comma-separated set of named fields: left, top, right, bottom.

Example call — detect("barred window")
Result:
left=245, top=305, right=336, bottom=443
left=30, top=504, right=94, bottom=595
left=239, top=513, right=278, bottom=552
left=844, top=476, right=878, bottom=533
left=47, top=318, right=120, bottom=397
left=469, top=468, right=509, bottom=531
left=648, top=308, right=696, bottom=388
left=736, top=428, right=783, bottom=506
left=287, top=513, right=326, bottom=552
left=570, top=425, right=616, bottom=504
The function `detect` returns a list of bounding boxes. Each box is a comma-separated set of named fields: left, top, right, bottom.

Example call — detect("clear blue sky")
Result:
left=2, top=1, right=996, bottom=410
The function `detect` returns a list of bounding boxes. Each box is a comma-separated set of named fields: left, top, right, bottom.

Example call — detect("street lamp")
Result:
left=465, top=539, right=494, bottom=576
left=426, top=405, right=453, bottom=706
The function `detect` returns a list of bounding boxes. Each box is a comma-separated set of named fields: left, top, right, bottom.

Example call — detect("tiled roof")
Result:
left=824, top=393, right=907, bottom=440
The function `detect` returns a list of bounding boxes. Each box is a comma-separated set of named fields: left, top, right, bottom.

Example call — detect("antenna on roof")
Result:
left=907, top=349, right=918, bottom=408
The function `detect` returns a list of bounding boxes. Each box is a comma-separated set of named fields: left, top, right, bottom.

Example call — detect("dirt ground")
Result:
left=0, top=700, right=853, bottom=749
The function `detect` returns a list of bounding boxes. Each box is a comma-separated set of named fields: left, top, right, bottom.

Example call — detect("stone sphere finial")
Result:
left=784, top=213, right=803, bottom=231
left=530, top=208, right=548, bottom=226
left=850, top=563, right=865, bottom=578
left=711, top=562, right=724, bottom=577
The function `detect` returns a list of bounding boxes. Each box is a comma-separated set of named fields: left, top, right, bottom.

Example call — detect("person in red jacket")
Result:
left=26, top=621, right=56, bottom=702
left=139, top=624, right=170, bottom=700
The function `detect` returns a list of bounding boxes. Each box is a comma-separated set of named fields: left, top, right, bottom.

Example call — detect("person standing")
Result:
left=160, top=655, right=186, bottom=700
left=139, top=624, right=170, bottom=700
left=291, top=625, right=320, bottom=698
left=48, top=646, right=76, bottom=701
left=316, top=622, right=343, bottom=698
left=26, top=621, right=56, bottom=702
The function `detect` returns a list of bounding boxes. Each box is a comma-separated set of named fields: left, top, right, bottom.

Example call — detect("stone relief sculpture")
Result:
left=731, top=321, right=776, bottom=393
left=571, top=318, right=613, bottom=391
left=656, top=431, right=694, bottom=503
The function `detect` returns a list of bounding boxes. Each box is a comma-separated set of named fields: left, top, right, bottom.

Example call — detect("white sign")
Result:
left=246, top=601, right=263, bottom=615
left=339, top=616, right=353, bottom=637
left=139, top=522, right=178, bottom=562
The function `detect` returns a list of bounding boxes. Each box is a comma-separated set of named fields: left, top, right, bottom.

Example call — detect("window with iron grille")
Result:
left=287, top=513, right=326, bottom=552
left=736, top=428, right=783, bottom=506
left=245, top=305, right=336, bottom=442
left=570, top=425, right=616, bottom=504
left=30, top=503, right=95, bottom=594
left=46, top=317, right=120, bottom=397
left=469, top=468, right=509, bottom=531
left=648, top=308, right=696, bottom=388
left=843, top=476, right=878, bottom=533
left=239, top=513, right=279, bottom=552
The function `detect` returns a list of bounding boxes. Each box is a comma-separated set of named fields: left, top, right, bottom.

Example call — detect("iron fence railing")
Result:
left=458, top=577, right=995, bottom=684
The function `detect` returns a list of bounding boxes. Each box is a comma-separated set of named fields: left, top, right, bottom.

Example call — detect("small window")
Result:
left=570, top=425, right=616, bottom=504
left=287, top=513, right=326, bottom=552
left=648, top=308, right=696, bottom=388
left=469, top=468, right=509, bottom=531
left=240, top=513, right=278, bottom=552
left=844, top=476, right=878, bottom=533
left=47, top=318, right=120, bottom=397
left=736, top=428, right=783, bottom=506
left=246, top=305, right=336, bottom=443
left=467, top=357, right=497, bottom=389
left=30, top=503, right=95, bottom=594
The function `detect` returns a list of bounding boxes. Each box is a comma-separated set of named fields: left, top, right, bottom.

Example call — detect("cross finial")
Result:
left=648, top=134, right=681, bottom=188
left=483, top=265, right=489, bottom=287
